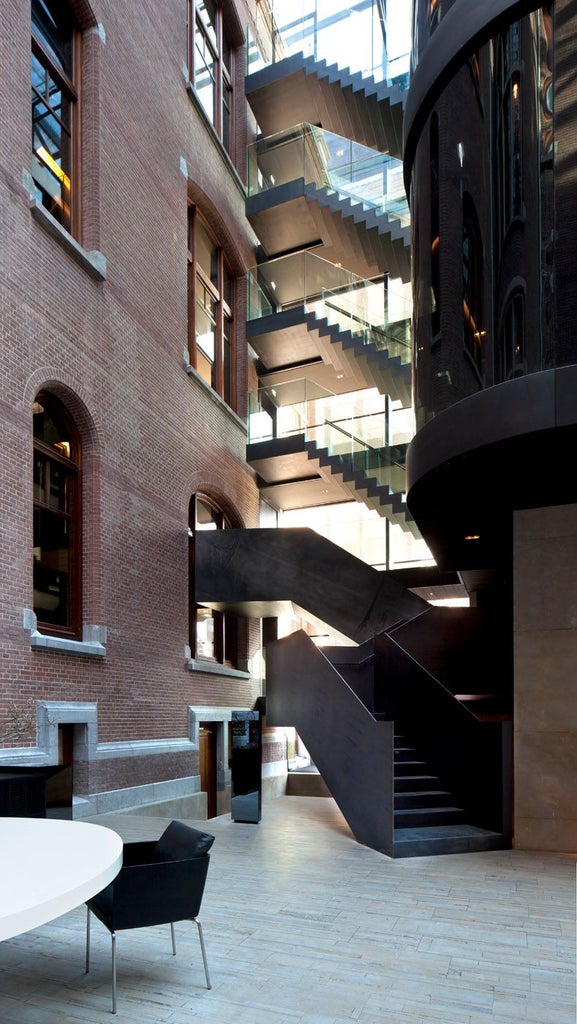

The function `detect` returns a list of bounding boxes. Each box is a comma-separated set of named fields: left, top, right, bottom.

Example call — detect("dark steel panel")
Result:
left=403, top=0, right=542, bottom=193
left=266, top=629, right=395, bottom=855
left=195, top=528, right=428, bottom=643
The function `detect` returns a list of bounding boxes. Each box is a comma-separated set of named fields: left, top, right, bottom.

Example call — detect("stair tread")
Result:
left=394, top=823, right=502, bottom=840
left=396, top=789, right=450, bottom=798
left=394, top=806, right=464, bottom=816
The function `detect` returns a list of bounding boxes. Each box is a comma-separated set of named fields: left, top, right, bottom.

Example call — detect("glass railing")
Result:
left=247, top=251, right=412, bottom=362
left=247, top=123, right=409, bottom=225
left=247, top=0, right=410, bottom=89
left=248, top=380, right=413, bottom=482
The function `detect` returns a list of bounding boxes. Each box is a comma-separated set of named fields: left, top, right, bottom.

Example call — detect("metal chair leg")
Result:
left=194, top=918, right=211, bottom=989
left=170, top=922, right=176, bottom=956
left=85, top=907, right=91, bottom=973
left=111, top=931, right=117, bottom=1015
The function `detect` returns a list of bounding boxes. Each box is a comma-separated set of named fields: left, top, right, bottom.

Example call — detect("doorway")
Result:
left=199, top=723, right=218, bottom=818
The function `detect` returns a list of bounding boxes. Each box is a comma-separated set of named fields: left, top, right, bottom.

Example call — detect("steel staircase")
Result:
left=248, top=305, right=411, bottom=405
left=246, top=53, right=406, bottom=158
left=246, top=179, right=410, bottom=281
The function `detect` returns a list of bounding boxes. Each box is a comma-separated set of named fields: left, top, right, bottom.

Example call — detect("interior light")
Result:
left=270, top=281, right=276, bottom=290
left=53, top=441, right=71, bottom=458
left=36, top=146, right=70, bottom=188
left=458, top=142, right=465, bottom=167
left=465, top=534, right=480, bottom=541
left=513, top=81, right=519, bottom=101
left=32, top=401, right=44, bottom=415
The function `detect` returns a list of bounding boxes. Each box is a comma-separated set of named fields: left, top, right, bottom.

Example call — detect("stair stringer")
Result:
left=245, top=54, right=406, bottom=157
left=303, top=439, right=419, bottom=536
left=305, top=312, right=412, bottom=405
left=266, top=629, right=396, bottom=856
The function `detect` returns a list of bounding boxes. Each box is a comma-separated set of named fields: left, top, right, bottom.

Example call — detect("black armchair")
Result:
left=85, top=820, right=214, bottom=1014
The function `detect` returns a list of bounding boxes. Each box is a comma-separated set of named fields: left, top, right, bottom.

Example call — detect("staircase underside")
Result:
left=245, top=54, right=405, bottom=158
left=248, top=307, right=412, bottom=405
left=246, top=181, right=411, bottom=282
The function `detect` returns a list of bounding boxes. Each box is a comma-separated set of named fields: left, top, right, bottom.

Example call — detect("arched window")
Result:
left=189, top=494, right=238, bottom=666
left=33, top=392, right=81, bottom=637
left=462, top=196, right=484, bottom=375
left=497, top=290, right=525, bottom=381
left=31, top=0, right=79, bottom=233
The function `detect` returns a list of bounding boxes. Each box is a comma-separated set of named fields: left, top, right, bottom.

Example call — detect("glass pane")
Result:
left=33, top=507, right=70, bottom=627
left=223, top=317, right=232, bottom=405
left=194, top=39, right=216, bottom=125
left=196, top=496, right=222, bottom=529
left=31, top=64, right=72, bottom=229
left=222, top=81, right=232, bottom=153
left=196, top=0, right=217, bottom=49
left=33, top=398, right=75, bottom=459
left=196, top=221, right=218, bottom=286
left=33, top=457, right=70, bottom=513
left=196, top=606, right=215, bottom=658
left=32, top=0, right=73, bottom=74
left=196, top=283, right=216, bottom=363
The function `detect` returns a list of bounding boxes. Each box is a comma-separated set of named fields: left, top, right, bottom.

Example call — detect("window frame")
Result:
left=187, top=0, right=234, bottom=154
left=33, top=392, right=82, bottom=640
left=187, top=205, right=235, bottom=408
left=189, top=493, right=238, bottom=668
left=31, top=0, right=81, bottom=237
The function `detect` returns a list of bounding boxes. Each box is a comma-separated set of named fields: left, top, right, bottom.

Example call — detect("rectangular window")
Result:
left=187, top=206, right=235, bottom=407
left=31, top=0, right=79, bottom=234
left=187, top=0, right=234, bottom=153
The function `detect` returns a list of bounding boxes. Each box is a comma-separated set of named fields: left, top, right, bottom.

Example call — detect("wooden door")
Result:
left=199, top=723, right=217, bottom=818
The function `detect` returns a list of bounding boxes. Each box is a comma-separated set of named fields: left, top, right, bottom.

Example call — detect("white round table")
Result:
left=0, top=817, right=123, bottom=940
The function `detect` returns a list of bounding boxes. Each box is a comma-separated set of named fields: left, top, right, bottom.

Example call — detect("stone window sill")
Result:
left=24, top=610, right=106, bottom=658
left=23, top=171, right=107, bottom=281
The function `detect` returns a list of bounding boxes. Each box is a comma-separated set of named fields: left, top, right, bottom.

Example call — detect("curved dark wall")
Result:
left=404, top=0, right=542, bottom=193
left=406, top=0, right=577, bottom=575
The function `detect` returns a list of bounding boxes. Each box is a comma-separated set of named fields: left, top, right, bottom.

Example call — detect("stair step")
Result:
left=394, top=790, right=452, bottom=810
left=394, top=774, right=439, bottom=792
left=394, top=806, right=467, bottom=828
left=393, top=824, right=507, bottom=859
left=394, top=760, right=427, bottom=776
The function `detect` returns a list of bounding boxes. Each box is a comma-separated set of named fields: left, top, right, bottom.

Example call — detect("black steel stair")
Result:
left=392, top=737, right=506, bottom=858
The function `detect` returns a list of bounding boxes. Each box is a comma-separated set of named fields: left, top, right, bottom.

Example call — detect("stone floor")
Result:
left=0, top=796, right=575, bottom=1023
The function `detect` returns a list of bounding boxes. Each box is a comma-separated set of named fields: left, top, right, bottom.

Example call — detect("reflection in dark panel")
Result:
left=231, top=710, right=262, bottom=823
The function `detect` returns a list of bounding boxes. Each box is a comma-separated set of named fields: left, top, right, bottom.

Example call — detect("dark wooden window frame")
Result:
left=33, top=392, right=82, bottom=639
left=187, top=205, right=235, bottom=408
left=187, top=0, right=234, bottom=153
left=189, top=493, right=238, bottom=668
left=31, top=1, right=81, bottom=236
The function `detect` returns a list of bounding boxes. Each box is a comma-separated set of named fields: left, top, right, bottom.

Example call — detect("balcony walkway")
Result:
left=0, top=795, right=574, bottom=1023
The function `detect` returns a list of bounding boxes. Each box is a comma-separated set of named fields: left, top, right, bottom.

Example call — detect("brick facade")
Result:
left=0, top=0, right=266, bottom=809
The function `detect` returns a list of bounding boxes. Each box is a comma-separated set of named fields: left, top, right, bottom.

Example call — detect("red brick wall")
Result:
left=0, top=0, right=263, bottom=791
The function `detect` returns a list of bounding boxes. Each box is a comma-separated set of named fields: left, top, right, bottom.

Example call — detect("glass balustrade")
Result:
left=247, top=0, right=410, bottom=89
left=248, top=380, right=412, bottom=495
left=247, top=123, right=409, bottom=226
left=247, top=251, right=412, bottom=363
